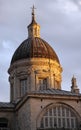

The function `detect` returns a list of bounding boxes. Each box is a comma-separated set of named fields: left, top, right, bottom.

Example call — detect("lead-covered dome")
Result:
left=11, top=37, right=60, bottom=64
left=11, top=6, right=60, bottom=65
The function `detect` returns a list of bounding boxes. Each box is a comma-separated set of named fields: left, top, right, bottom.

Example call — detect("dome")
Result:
left=11, top=37, right=60, bottom=64
left=11, top=6, right=60, bottom=65
left=9, top=7, right=62, bottom=103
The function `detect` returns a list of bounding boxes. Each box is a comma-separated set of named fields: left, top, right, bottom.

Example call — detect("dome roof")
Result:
left=11, top=37, right=60, bottom=64
left=11, top=6, right=60, bottom=65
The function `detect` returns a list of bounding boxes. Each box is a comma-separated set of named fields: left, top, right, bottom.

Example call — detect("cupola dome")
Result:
left=8, top=6, right=62, bottom=103
left=11, top=6, right=60, bottom=65
left=11, top=37, right=60, bottom=64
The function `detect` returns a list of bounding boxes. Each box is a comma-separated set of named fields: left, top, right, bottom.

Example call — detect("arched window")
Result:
left=40, top=104, right=78, bottom=129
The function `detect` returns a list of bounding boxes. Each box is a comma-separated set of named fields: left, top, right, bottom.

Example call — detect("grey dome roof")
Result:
left=11, top=37, right=60, bottom=65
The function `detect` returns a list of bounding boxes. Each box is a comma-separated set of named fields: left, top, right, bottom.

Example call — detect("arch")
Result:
left=36, top=102, right=81, bottom=129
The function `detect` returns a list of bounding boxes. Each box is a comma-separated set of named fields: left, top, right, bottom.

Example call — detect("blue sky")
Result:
left=0, top=0, right=81, bottom=101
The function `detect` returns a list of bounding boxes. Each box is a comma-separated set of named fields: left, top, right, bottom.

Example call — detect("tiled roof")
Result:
left=0, top=89, right=80, bottom=108
left=31, top=88, right=81, bottom=96
left=0, top=102, right=15, bottom=108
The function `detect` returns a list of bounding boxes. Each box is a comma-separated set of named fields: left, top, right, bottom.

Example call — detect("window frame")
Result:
left=40, top=105, right=78, bottom=129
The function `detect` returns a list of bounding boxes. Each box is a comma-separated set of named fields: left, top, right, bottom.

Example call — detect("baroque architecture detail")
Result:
left=8, top=6, right=62, bottom=102
left=0, top=6, right=81, bottom=130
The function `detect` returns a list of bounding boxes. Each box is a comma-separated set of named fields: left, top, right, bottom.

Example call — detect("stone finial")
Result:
left=71, top=75, right=79, bottom=94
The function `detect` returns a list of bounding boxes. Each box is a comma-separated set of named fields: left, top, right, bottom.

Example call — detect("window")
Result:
left=66, top=108, right=69, bottom=117
left=45, top=117, right=48, bottom=127
left=11, top=83, right=14, bottom=101
left=40, top=105, right=78, bottom=129
left=58, top=107, right=61, bottom=116
left=58, top=118, right=61, bottom=127
left=71, top=118, right=74, bottom=128
left=67, top=118, right=70, bottom=128
left=49, top=117, right=53, bottom=127
left=49, top=109, right=52, bottom=116
left=53, top=107, right=56, bottom=116
left=39, top=78, right=47, bottom=90
left=62, top=107, right=65, bottom=116
left=40, top=118, right=44, bottom=128
left=0, top=118, right=8, bottom=128
left=20, top=79, right=27, bottom=97
left=62, top=118, right=66, bottom=128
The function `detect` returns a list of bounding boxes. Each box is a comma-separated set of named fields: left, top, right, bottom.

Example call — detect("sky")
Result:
left=0, top=0, right=81, bottom=102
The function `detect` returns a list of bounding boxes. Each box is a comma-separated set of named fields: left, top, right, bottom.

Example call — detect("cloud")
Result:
left=71, top=0, right=81, bottom=9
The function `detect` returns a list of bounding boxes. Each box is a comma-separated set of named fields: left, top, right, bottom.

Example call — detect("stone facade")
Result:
left=30, top=96, right=81, bottom=129
left=12, top=92, right=81, bottom=130
left=8, top=58, right=62, bottom=103
left=0, top=109, right=15, bottom=130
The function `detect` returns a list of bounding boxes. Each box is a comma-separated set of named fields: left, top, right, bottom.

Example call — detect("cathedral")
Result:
left=0, top=6, right=81, bottom=130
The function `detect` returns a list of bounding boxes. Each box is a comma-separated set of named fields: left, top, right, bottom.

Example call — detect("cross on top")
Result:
left=31, top=5, right=36, bottom=15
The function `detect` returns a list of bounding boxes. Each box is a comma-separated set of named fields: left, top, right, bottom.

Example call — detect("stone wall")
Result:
left=29, top=96, right=81, bottom=130
left=17, top=99, right=31, bottom=130
left=8, top=58, right=62, bottom=103
left=0, top=111, right=14, bottom=130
